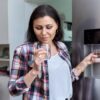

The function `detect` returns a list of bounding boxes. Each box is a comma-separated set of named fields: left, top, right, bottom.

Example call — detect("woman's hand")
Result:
left=79, top=53, right=98, bottom=72
left=24, top=48, right=47, bottom=87
left=34, top=48, right=47, bottom=66
left=30, top=48, right=47, bottom=71
left=73, top=53, right=98, bottom=77
left=82, top=53, right=98, bottom=65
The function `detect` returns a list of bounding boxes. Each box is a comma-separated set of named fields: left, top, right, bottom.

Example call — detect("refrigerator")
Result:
left=72, top=0, right=100, bottom=100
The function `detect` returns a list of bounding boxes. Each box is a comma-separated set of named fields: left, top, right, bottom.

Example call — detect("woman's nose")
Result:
left=41, top=28, right=47, bottom=35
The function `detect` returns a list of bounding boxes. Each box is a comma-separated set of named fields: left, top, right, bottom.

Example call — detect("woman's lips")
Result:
left=42, top=37, right=49, bottom=40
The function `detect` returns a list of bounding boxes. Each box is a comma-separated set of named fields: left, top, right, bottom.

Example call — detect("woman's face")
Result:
left=33, top=16, right=58, bottom=44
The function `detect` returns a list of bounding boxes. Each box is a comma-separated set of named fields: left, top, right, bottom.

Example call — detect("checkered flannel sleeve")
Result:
left=8, top=48, right=29, bottom=96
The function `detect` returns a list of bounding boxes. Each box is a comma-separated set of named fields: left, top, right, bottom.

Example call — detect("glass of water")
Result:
left=38, top=43, right=51, bottom=60
left=37, top=43, right=51, bottom=78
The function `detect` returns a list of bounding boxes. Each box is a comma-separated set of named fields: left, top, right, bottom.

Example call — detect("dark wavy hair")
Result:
left=26, top=4, right=63, bottom=44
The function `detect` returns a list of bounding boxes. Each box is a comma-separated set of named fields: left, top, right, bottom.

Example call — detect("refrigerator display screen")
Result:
left=84, top=29, right=100, bottom=44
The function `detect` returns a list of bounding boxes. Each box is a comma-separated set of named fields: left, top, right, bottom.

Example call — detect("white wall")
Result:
left=0, top=0, right=8, bottom=44
left=0, top=1, right=9, bottom=100
left=25, top=2, right=37, bottom=32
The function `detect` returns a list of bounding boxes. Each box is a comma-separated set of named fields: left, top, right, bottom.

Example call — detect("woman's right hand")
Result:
left=30, top=48, right=47, bottom=71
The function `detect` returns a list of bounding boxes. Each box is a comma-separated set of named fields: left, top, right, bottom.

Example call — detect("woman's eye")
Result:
left=46, top=26, right=52, bottom=29
left=34, top=25, right=53, bottom=30
left=34, top=27, right=42, bottom=30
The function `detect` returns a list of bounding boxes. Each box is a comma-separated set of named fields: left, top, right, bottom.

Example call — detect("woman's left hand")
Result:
left=74, top=53, right=98, bottom=76
left=83, top=53, right=98, bottom=65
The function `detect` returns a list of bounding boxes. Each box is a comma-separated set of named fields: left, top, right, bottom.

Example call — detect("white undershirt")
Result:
left=48, top=54, right=72, bottom=100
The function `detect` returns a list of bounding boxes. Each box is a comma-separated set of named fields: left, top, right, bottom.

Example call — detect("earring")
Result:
left=56, top=30, right=58, bottom=33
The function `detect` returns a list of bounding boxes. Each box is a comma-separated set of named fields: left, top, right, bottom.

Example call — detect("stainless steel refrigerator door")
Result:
left=74, top=77, right=100, bottom=100
left=72, top=0, right=100, bottom=100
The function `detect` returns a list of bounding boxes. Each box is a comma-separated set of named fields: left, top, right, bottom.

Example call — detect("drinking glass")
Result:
left=37, top=43, right=51, bottom=78
left=38, top=43, right=51, bottom=60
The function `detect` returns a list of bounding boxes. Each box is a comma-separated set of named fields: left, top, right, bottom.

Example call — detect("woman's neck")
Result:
left=49, top=42, right=58, bottom=56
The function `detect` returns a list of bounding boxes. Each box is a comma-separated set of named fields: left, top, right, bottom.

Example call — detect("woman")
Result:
left=8, top=4, right=97, bottom=100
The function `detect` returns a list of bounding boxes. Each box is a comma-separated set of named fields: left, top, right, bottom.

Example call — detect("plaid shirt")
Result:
left=8, top=41, right=76, bottom=100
